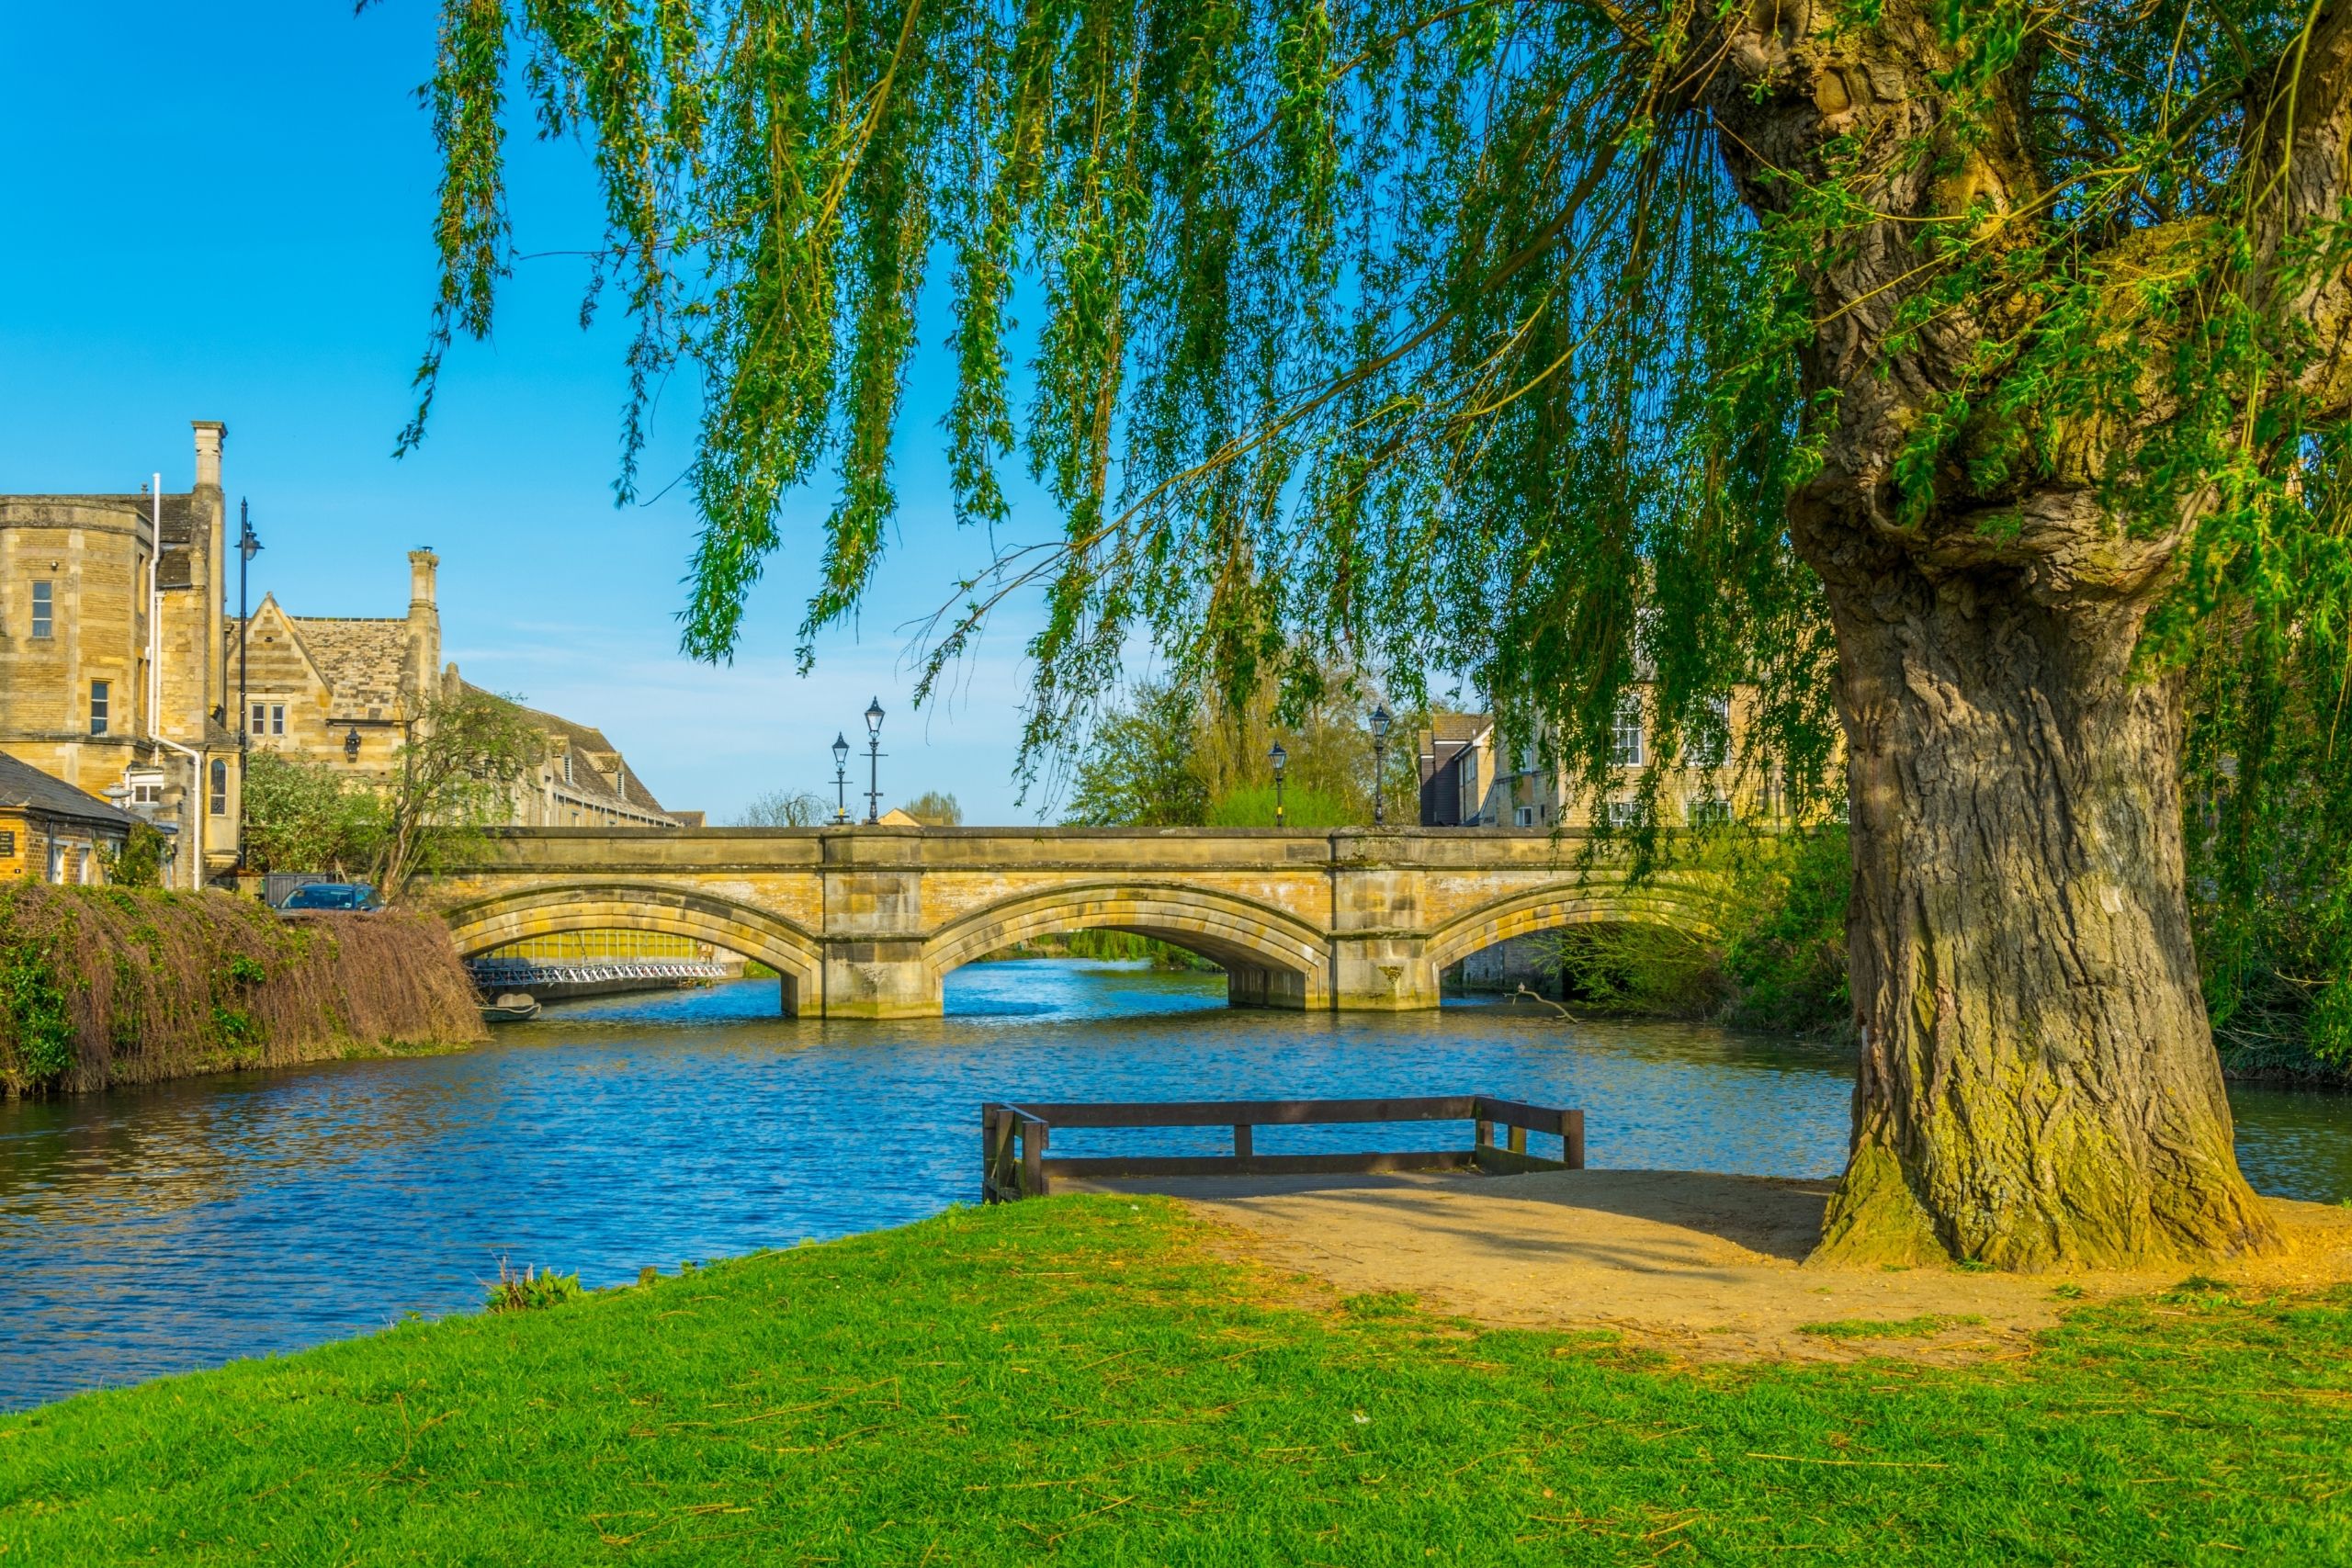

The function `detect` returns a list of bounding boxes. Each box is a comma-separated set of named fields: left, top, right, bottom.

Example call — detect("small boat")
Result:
left=480, top=992, right=542, bottom=1023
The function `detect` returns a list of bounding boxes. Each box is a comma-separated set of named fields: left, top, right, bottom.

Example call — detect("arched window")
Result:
left=209, top=759, right=229, bottom=816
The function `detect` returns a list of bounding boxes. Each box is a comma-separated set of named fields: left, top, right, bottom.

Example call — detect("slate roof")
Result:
left=289, top=617, right=413, bottom=714
left=0, top=750, right=136, bottom=829
left=231, top=606, right=417, bottom=716
left=466, top=683, right=674, bottom=820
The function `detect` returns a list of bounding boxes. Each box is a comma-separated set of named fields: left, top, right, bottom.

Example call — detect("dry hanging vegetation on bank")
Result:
left=0, top=883, right=485, bottom=1096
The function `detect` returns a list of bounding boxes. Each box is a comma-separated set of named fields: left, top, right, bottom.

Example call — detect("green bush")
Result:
left=1, top=939, right=74, bottom=1086
left=1523, top=825, right=1852, bottom=1036
left=1722, top=825, right=1852, bottom=1033
left=1206, top=784, right=1351, bottom=829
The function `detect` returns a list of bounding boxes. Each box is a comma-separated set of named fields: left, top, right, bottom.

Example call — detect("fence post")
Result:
left=980, top=1104, right=995, bottom=1201
left=1564, top=1109, right=1586, bottom=1169
left=1022, top=1118, right=1047, bottom=1198
left=1233, top=1123, right=1254, bottom=1167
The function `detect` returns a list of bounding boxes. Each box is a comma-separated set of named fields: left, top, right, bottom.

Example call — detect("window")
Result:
left=30, top=581, right=52, bottom=638
left=89, top=681, right=109, bottom=736
left=0, top=829, right=15, bottom=858
left=47, top=839, right=64, bottom=883
left=1459, top=753, right=1479, bottom=821
left=249, top=702, right=285, bottom=738
left=1605, top=799, right=1643, bottom=829
left=1514, top=805, right=1535, bottom=827
left=129, top=772, right=164, bottom=805
left=1517, top=742, right=1539, bottom=774
left=1611, top=697, right=1645, bottom=768
left=209, top=759, right=229, bottom=816
left=1690, top=695, right=1731, bottom=769
left=1688, top=795, right=1733, bottom=828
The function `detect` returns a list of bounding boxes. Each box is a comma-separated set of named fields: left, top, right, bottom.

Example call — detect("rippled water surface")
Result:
left=2, top=960, right=2345, bottom=1410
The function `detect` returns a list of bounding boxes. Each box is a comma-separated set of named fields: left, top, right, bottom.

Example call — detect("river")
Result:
left=2, top=959, right=2346, bottom=1412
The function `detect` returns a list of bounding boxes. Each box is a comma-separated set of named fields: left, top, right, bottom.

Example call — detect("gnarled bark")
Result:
left=1683, top=0, right=2352, bottom=1265
left=1804, top=518, right=2275, bottom=1268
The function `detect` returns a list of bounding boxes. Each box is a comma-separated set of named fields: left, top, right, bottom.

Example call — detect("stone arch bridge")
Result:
left=427, top=827, right=1728, bottom=1018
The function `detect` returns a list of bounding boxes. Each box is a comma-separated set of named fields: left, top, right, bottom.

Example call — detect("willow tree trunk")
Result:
left=1804, top=536, right=2275, bottom=1268
left=1695, top=2, right=2336, bottom=1267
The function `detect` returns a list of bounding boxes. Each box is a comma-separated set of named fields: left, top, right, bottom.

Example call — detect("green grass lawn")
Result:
left=4, top=1196, right=2347, bottom=1564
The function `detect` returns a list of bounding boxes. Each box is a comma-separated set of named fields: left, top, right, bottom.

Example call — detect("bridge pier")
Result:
left=1331, top=935, right=1443, bottom=1010
left=821, top=940, right=942, bottom=1019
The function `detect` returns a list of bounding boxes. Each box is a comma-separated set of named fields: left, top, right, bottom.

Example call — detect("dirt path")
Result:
left=1073, top=1168, right=2352, bottom=1362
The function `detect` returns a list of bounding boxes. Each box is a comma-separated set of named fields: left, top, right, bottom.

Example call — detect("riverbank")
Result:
left=4, top=1194, right=2346, bottom=1562
left=0, top=883, right=484, bottom=1095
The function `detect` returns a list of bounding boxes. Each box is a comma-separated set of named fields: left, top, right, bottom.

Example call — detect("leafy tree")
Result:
left=1064, top=680, right=1213, bottom=827
left=400, top=2, right=2352, bottom=1267
left=376, top=689, right=546, bottom=898
left=1065, top=673, right=1415, bottom=825
left=2184, top=604, right=2352, bottom=1073
left=241, top=752, right=388, bottom=878
left=99, top=822, right=171, bottom=890
left=900, top=790, right=965, bottom=826
left=737, top=788, right=833, bottom=827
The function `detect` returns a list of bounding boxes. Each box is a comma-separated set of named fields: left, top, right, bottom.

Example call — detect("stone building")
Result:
left=3, top=421, right=682, bottom=892
left=232, top=549, right=682, bottom=831
left=0, top=749, right=135, bottom=884
left=1416, top=713, right=1498, bottom=826
left=1419, top=692, right=1781, bottom=830
left=0, top=423, right=241, bottom=886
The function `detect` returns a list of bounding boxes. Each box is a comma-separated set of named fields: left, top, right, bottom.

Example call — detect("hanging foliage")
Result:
left=395, top=0, right=2352, bottom=1268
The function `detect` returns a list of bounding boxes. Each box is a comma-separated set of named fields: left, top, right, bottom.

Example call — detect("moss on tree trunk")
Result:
left=1810, top=550, right=2278, bottom=1269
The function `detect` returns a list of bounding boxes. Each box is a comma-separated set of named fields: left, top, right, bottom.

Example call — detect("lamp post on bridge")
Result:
left=863, top=698, right=887, bottom=825
left=1270, top=741, right=1287, bottom=828
left=1368, top=703, right=1392, bottom=827
left=831, top=732, right=852, bottom=824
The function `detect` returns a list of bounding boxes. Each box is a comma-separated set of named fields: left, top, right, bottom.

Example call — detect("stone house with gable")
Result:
left=234, top=548, right=682, bottom=832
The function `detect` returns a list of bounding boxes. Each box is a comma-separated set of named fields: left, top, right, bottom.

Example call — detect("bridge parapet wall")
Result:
left=425, top=827, right=1722, bottom=1019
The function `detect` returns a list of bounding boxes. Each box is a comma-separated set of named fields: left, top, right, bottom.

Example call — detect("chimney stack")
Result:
left=191, top=421, right=225, bottom=491
left=405, top=549, right=444, bottom=706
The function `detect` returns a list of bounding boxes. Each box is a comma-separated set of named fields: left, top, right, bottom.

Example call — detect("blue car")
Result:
left=278, top=883, right=381, bottom=912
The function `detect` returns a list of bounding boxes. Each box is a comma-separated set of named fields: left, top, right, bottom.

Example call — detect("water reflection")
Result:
left=0, top=960, right=2341, bottom=1411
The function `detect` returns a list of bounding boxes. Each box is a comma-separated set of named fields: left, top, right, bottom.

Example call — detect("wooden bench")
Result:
left=979, top=1095, right=1584, bottom=1202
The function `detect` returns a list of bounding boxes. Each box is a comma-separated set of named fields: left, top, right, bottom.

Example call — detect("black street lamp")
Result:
left=1270, top=741, right=1288, bottom=828
left=863, top=697, right=887, bottom=824
left=831, top=732, right=853, bottom=824
left=343, top=726, right=362, bottom=763
left=1368, top=703, right=1393, bottom=827
left=233, top=502, right=262, bottom=873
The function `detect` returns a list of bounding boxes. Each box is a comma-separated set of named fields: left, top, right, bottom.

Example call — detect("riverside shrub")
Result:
left=0, top=883, right=484, bottom=1095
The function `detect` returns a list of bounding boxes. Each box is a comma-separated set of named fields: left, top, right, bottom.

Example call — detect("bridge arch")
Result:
left=922, top=881, right=1332, bottom=1010
left=1421, top=876, right=1732, bottom=978
left=440, top=882, right=825, bottom=1014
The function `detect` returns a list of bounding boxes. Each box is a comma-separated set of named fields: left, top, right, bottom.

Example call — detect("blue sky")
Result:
left=0, top=2, right=1062, bottom=825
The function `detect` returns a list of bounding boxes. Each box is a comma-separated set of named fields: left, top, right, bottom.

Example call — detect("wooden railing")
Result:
left=979, top=1095, right=1584, bottom=1202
